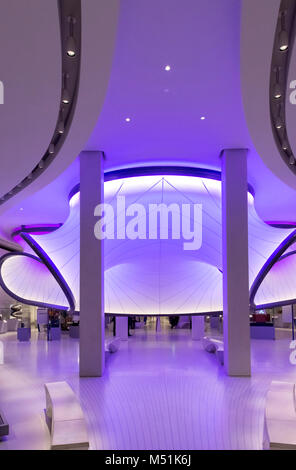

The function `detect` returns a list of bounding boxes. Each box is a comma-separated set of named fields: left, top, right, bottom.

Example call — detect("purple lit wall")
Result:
left=0, top=253, right=69, bottom=309
left=1, top=174, right=294, bottom=314
left=254, top=253, right=296, bottom=308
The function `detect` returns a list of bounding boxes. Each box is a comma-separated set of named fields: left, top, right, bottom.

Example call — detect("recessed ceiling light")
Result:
left=165, top=65, right=171, bottom=71
left=49, top=144, right=55, bottom=154
left=125, top=117, right=131, bottom=122
left=274, top=83, right=282, bottom=99
left=279, top=30, right=288, bottom=51
left=66, top=17, right=76, bottom=57
left=20, top=207, right=23, bottom=211
left=200, top=116, right=206, bottom=120
left=279, top=11, right=288, bottom=52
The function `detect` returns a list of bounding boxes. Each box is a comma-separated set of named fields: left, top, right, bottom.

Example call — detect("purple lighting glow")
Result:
left=0, top=171, right=294, bottom=314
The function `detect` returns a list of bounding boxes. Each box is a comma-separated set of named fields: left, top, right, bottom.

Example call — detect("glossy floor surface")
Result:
left=0, top=319, right=295, bottom=450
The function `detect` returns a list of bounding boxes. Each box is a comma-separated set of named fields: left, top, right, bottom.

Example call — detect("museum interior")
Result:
left=1, top=0, right=296, bottom=451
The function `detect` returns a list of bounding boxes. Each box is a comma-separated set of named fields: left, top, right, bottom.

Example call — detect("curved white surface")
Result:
left=0, top=0, right=120, bottom=215
left=3, top=0, right=296, bottom=240
left=0, top=255, right=69, bottom=309
left=8, top=174, right=293, bottom=314
left=255, top=253, right=296, bottom=307
left=240, top=0, right=296, bottom=191
left=0, top=0, right=60, bottom=198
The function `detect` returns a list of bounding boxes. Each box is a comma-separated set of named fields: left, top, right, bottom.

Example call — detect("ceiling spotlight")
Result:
left=125, top=117, right=131, bottom=122
left=66, top=17, right=76, bottom=57
left=165, top=65, right=171, bottom=71
left=282, top=138, right=289, bottom=150
left=273, top=67, right=282, bottom=99
left=279, top=11, right=289, bottom=51
left=289, top=155, right=295, bottom=165
left=17, top=183, right=22, bottom=188
left=57, top=114, right=64, bottom=134
left=27, top=173, right=33, bottom=180
left=38, top=160, right=44, bottom=169
left=200, top=116, right=206, bottom=120
left=274, top=82, right=282, bottom=99
left=62, top=73, right=70, bottom=104
left=275, top=106, right=283, bottom=129
left=20, top=207, right=23, bottom=211
left=62, top=88, right=70, bottom=104
left=279, top=29, right=289, bottom=51
left=49, top=144, right=55, bottom=154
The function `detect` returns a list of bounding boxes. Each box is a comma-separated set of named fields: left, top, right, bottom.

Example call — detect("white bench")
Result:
left=105, top=336, right=121, bottom=354
left=263, top=381, right=296, bottom=450
left=202, top=337, right=224, bottom=365
left=45, top=381, right=89, bottom=450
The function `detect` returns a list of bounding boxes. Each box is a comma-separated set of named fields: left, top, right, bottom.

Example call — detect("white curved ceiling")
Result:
left=0, top=0, right=60, bottom=197
left=86, top=0, right=249, bottom=166
left=0, top=0, right=119, bottom=215
left=1, top=0, right=296, bottom=238
left=240, top=0, right=296, bottom=191
left=2, top=175, right=294, bottom=314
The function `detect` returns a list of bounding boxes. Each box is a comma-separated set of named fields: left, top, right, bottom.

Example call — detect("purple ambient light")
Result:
left=1, top=168, right=296, bottom=314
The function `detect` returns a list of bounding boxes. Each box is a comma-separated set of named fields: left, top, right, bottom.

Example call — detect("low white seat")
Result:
left=202, top=336, right=224, bottom=365
left=264, top=381, right=296, bottom=450
left=45, top=381, right=89, bottom=450
left=105, top=336, right=121, bottom=353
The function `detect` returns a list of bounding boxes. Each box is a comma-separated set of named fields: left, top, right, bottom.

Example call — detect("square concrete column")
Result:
left=192, top=316, right=204, bottom=340
left=116, top=316, right=128, bottom=340
left=79, top=151, right=105, bottom=377
left=221, top=149, right=251, bottom=376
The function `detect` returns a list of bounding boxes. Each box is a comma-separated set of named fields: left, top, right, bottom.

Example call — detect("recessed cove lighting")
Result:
left=165, top=65, right=171, bottom=71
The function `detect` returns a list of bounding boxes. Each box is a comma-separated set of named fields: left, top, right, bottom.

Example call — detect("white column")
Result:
left=282, top=305, right=292, bottom=324
left=79, top=151, right=105, bottom=377
left=221, top=149, right=251, bottom=376
left=192, top=316, right=204, bottom=340
left=116, top=316, right=128, bottom=340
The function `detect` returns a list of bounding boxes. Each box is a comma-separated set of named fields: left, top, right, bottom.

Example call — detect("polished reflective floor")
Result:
left=0, top=319, right=294, bottom=450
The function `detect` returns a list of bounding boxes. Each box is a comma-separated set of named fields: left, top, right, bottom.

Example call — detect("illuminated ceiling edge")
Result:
left=0, top=0, right=82, bottom=208
left=0, top=252, right=69, bottom=310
